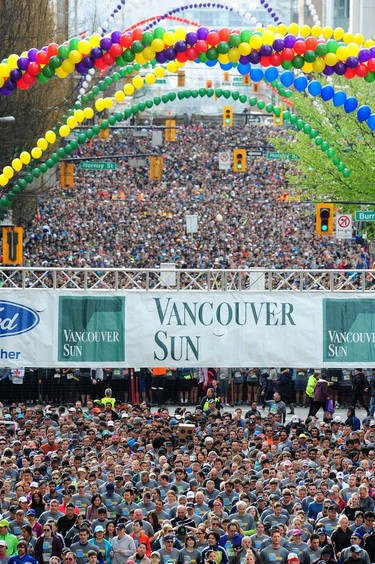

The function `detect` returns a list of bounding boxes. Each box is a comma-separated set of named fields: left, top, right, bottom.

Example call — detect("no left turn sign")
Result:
left=219, top=151, right=231, bottom=170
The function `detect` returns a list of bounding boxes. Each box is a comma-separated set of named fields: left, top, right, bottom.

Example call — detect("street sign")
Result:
left=152, top=130, right=163, bottom=147
left=355, top=210, right=375, bottom=221
left=129, top=158, right=146, bottom=167
left=218, top=151, right=231, bottom=170
left=160, top=263, right=176, bottom=287
left=248, top=150, right=264, bottom=157
left=80, top=161, right=116, bottom=171
left=267, top=151, right=299, bottom=160
left=186, top=215, right=198, bottom=234
left=336, top=213, right=353, bottom=239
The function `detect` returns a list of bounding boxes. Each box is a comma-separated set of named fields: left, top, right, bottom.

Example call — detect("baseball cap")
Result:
left=106, top=483, right=115, bottom=491
left=94, top=526, right=104, bottom=533
left=350, top=545, right=361, bottom=553
left=19, top=497, right=28, bottom=503
left=317, top=528, right=326, bottom=535
left=116, top=523, right=125, bottom=529
left=164, top=535, right=174, bottom=541
left=186, top=492, right=195, bottom=499
left=0, top=541, right=7, bottom=548
left=0, top=520, right=9, bottom=527
left=287, top=554, right=299, bottom=563
left=333, top=416, right=342, bottom=423
left=351, top=532, right=363, bottom=539
left=26, top=510, right=36, bottom=516
left=292, top=529, right=302, bottom=536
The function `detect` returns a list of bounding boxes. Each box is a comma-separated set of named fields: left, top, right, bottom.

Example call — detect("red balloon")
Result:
left=356, top=63, right=368, bottom=77
left=102, top=52, right=115, bottom=66
left=305, top=37, right=318, bottom=51
left=218, top=28, right=231, bottom=41
left=47, top=43, right=59, bottom=56
left=344, top=68, right=356, bottom=79
left=282, top=48, right=294, bottom=61
left=270, top=53, right=282, bottom=67
left=120, top=34, right=132, bottom=48
left=22, top=72, right=36, bottom=84
left=260, top=56, right=271, bottom=67
left=28, top=62, right=41, bottom=76
left=186, top=46, right=198, bottom=60
left=176, top=52, right=188, bottom=63
left=132, top=28, right=143, bottom=41
left=17, top=78, right=29, bottom=90
left=95, top=59, right=108, bottom=70
left=231, top=29, right=241, bottom=35
left=207, top=32, right=219, bottom=46
left=294, top=40, right=306, bottom=55
left=36, top=50, right=49, bottom=65
left=368, top=58, right=375, bottom=72
left=109, top=44, right=123, bottom=57
left=195, top=40, right=208, bottom=53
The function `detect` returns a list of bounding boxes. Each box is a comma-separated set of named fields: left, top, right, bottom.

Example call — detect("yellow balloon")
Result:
left=31, top=147, right=42, bottom=160
left=250, top=35, right=262, bottom=49
left=145, top=73, right=156, bottom=85
left=0, top=63, right=10, bottom=78
left=74, top=109, right=85, bottom=123
left=8, top=54, right=19, bottom=69
left=218, top=54, right=229, bottom=64
left=135, top=53, right=147, bottom=65
left=353, top=33, right=364, bottom=46
left=61, top=59, right=75, bottom=73
left=228, top=48, right=240, bottom=62
left=154, top=66, right=165, bottom=78
left=66, top=116, right=77, bottom=129
left=114, top=90, right=125, bottom=102
left=237, top=42, right=250, bottom=56
left=151, top=39, right=164, bottom=53
left=3, top=166, right=14, bottom=180
left=95, top=99, right=105, bottom=112
left=336, top=46, right=348, bottom=60
left=37, top=138, right=48, bottom=151
left=20, top=151, right=31, bottom=165
left=364, top=39, right=375, bottom=49
left=12, top=158, right=23, bottom=171
left=322, top=27, right=333, bottom=39
left=266, top=25, right=276, bottom=33
left=59, top=125, right=71, bottom=138
left=166, top=61, right=178, bottom=73
left=104, top=98, right=113, bottom=109
left=90, top=33, right=101, bottom=48
left=277, top=24, right=287, bottom=35
left=175, top=60, right=185, bottom=68
left=302, top=62, right=314, bottom=73
left=0, top=77, right=4, bottom=88
left=313, top=58, right=326, bottom=73
left=333, top=27, right=344, bottom=41
left=0, top=175, right=8, bottom=187
left=143, top=47, right=155, bottom=61
left=325, top=53, right=337, bottom=66
left=343, top=32, right=354, bottom=44
left=347, top=42, right=359, bottom=57
left=300, top=25, right=311, bottom=38
left=262, top=31, right=275, bottom=45
left=45, top=130, right=56, bottom=144
left=175, top=28, right=186, bottom=41
left=83, top=107, right=94, bottom=118
left=288, top=23, right=299, bottom=35
left=164, top=31, right=175, bottom=46
left=69, top=50, right=82, bottom=64
left=311, top=25, right=322, bottom=38
left=124, top=83, right=135, bottom=96
left=132, top=75, right=144, bottom=89
left=55, top=67, right=68, bottom=78
left=78, top=40, right=91, bottom=55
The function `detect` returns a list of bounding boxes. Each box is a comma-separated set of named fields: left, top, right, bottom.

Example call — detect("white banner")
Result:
left=0, top=291, right=373, bottom=368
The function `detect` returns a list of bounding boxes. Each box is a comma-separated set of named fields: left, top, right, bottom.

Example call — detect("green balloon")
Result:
left=92, top=124, right=101, bottom=135
left=86, top=129, right=94, bottom=139
left=281, top=61, right=293, bottom=70
left=49, top=56, right=62, bottom=69
left=206, top=88, right=214, bottom=97
left=232, top=91, right=239, bottom=101
left=116, top=55, right=126, bottom=67
left=40, top=163, right=48, bottom=173
left=283, top=111, right=290, bottom=120
left=274, top=107, right=281, bottom=116
left=303, top=124, right=312, bottom=134
left=184, top=90, right=191, bottom=98
left=296, top=120, right=304, bottom=130
left=58, top=45, right=70, bottom=59
left=326, top=39, right=338, bottom=53
left=101, top=120, right=109, bottom=129
left=133, top=63, right=141, bottom=71
left=154, top=96, right=162, bottom=104
left=257, top=100, right=265, bottom=110
left=327, top=149, right=335, bottom=158
left=279, top=88, right=286, bottom=97
left=64, top=145, right=73, bottom=154
left=215, top=89, right=223, bottom=98
left=266, top=104, right=273, bottom=113
left=304, top=50, right=316, bottom=63
left=105, top=77, right=112, bottom=86
left=119, top=68, right=127, bottom=78
left=332, top=157, right=340, bottom=165
left=42, top=65, right=55, bottom=78
left=285, top=90, right=293, bottom=98
left=177, top=91, right=185, bottom=100
left=46, top=159, right=55, bottom=168
left=98, top=81, right=106, bottom=91
left=309, top=129, right=318, bottom=138
left=222, top=90, right=231, bottom=99
left=343, top=169, right=351, bottom=177
left=217, top=41, right=230, bottom=54
left=108, top=116, right=116, bottom=126
left=123, top=50, right=135, bottom=62
left=315, top=43, right=327, bottom=57
left=364, top=72, right=375, bottom=83
left=138, top=102, right=146, bottom=111
left=0, top=197, right=11, bottom=209
left=142, top=32, right=154, bottom=46
left=70, top=140, right=78, bottom=150
left=169, top=92, right=176, bottom=101
left=77, top=133, right=86, bottom=144
left=145, top=100, right=153, bottom=109
left=321, top=141, right=329, bottom=152
left=126, top=66, right=133, bottom=74
left=249, top=97, right=257, bottom=106
left=92, top=86, right=99, bottom=95
left=57, top=148, right=66, bottom=158
left=18, top=179, right=27, bottom=189
left=191, top=90, right=199, bottom=98
left=199, top=88, right=206, bottom=97
left=240, top=30, right=252, bottom=42
left=292, top=56, right=304, bottom=69
left=198, top=53, right=208, bottom=63
left=51, top=153, right=59, bottom=163
left=153, top=27, right=165, bottom=39
left=130, top=41, right=144, bottom=53
left=206, top=47, right=218, bottom=60
left=12, top=184, right=21, bottom=194
left=228, top=34, right=241, bottom=48
left=239, top=94, right=247, bottom=104
left=69, top=38, right=79, bottom=50
left=32, top=168, right=41, bottom=178
left=162, top=94, right=169, bottom=104
left=315, top=137, right=322, bottom=146
left=337, top=162, right=345, bottom=171
left=81, top=95, right=88, bottom=104
left=290, top=115, right=298, bottom=124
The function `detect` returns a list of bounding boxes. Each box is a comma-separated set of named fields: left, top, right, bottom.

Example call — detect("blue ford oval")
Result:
left=0, top=301, right=40, bottom=337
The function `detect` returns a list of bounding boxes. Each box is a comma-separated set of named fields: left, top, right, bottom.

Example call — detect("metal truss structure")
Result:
left=0, top=268, right=374, bottom=292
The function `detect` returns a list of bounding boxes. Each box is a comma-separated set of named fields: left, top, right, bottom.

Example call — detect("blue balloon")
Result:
left=333, top=91, right=347, bottom=107
left=280, top=71, right=294, bottom=87
left=294, top=76, right=308, bottom=92
left=264, top=67, right=278, bottom=82
left=205, top=60, right=217, bottom=67
left=344, top=97, right=358, bottom=113
left=320, top=85, right=335, bottom=101
left=367, top=114, right=375, bottom=130
left=220, top=62, right=233, bottom=70
left=307, top=80, right=321, bottom=97
left=357, top=105, right=371, bottom=122
left=238, top=63, right=251, bottom=75
left=250, top=68, right=263, bottom=82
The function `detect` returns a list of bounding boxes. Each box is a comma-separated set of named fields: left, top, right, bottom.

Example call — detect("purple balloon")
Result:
left=334, top=61, right=346, bottom=75
left=186, top=32, right=198, bottom=45
left=17, top=57, right=29, bottom=71
left=323, top=65, right=334, bottom=76
left=284, top=34, right=296, bottom=49
left=346, top=56, right=358, bottom=68
left=0, top=87, right=12, bottom=96
left=75, top=62, right=87, bottom=74
left=111, top=31, right=122, bottom=43
left=4, top=80, right=16, bottom=91
left=28, top=48, right=38, bottom=62
left=175, top=41, right=187, bottom=52
left=249, top=50, right=261, bottom=64
left=370, top=46, right=375, bottom=58
left=197, top=27, right=209, bottom=40
left=273, top=39, right=285, bottom=51
left=100, top=37, right=112, bottom=50
left=90, top=47, right=103, bottom=60
left=165, top=47, right=177, bottom=60
left=358, top=49, right=370, bottom=63
left=260, top=45, right=272, bottom=57
left=156, top=51, right=167, bottom=64
left=239, top=55, right=250, bottom=64
left=82, top=56, right=95, bottom=69
left=10, top=69, right=22, bottom=81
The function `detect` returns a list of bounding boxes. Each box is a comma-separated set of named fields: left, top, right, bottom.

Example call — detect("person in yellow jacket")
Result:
left=306, top=371, right=318, bottom=417
left=0, top=519, right=18, bottom=555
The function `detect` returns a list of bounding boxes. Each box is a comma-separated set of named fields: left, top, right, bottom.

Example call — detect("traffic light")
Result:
left=273, top=109, right=283, bottom=127
left=242, top=74, right=251, bottom=85
left=99, top=128, right=109, bottom=140
left=177, top=71, right=185, bottom=87
left=2, top=227, right=23, bottom=265
left=60, top=163, right=74, bottom=188
left=223, top=72, right=230, bottom=82
left=233, top=149, right=246, bottom=172
left=252, top=82, right=259, bottom=93
left=206, top=80, right=212, bottom=89
left=165, top=119, right=176, bottom=142
left=149, top=156, right=163, bottom=180
left=316, top=203, right=334, bottom=235
left=223, top=106, right=233, bottom=127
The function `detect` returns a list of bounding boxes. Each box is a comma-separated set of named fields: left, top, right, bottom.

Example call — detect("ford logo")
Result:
left=0, top=301, right=40, bottom=337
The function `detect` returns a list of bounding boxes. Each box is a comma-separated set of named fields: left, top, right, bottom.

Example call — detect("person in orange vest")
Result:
left=151, top=367, right=167, bottom=405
